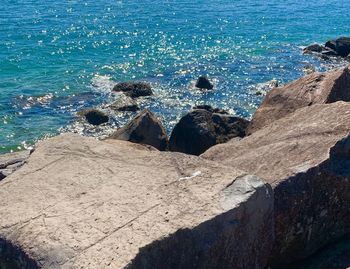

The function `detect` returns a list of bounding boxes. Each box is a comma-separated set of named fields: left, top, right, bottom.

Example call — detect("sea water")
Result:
left=1, top=0, right=350, bottom=153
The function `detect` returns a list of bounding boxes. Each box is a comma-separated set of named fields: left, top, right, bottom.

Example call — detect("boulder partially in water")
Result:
left=303, top=44, right=324, bottom=53
left=325, top=37, right=350, bottom=57
left=113, top=81, right=153, bottom=98
left=195, top=76, right=214, bottom=90
left=203, top=101, right=350, bottom=267
left=247, top=65, right=350, bottom=134
left=109, top=109, right=168, bottom=151
left=0, top=134, right=274, bottom=269
left=169, top=106, right=249, bottom=155
left=78, top=109, right=109, bottom=125
left=303, top=37, right=350, bottom=59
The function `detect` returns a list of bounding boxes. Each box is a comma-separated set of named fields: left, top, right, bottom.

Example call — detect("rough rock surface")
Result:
left=247, top=65, right=350, bottom=134
left=77, top=109, right=109, bottom=126
left=0, top=150, right=31, bottom=181
left=0, top=134, right=274, bottom=269
left=203, top=102, right=350, bottom=266
left=284, top=235, right=350, bottom=269
left=113, top=82, right=153, bottom=98
left=169, top=106, right=249, bottom=155
left=109, top=109, right=168, bottom=151
left=195, top=76, right=214, bottom=90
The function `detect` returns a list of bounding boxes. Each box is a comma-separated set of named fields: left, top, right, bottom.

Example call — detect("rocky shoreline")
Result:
left=1, top=61, right=350, bottom=268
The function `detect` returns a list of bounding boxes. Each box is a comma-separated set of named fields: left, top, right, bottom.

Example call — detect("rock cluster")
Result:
left=1, top=65, right=350, bottom=268
left=303, top=37, right=350, bottom=59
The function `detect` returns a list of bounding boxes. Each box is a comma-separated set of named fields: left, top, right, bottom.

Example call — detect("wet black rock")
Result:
left=169, top=105, right=249, bottom=155
left=78, top=109, right=109, bottom=125
left=113, top=82, right=153, bottom=98
left=195, top=76, right=214, bottom=90
left=325, top=37, right=350, bottom=57
left=303, top=44, right=324, bottom=53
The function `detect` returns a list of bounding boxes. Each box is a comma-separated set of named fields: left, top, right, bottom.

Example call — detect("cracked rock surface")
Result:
left=0, top=134, right=273, bottom=269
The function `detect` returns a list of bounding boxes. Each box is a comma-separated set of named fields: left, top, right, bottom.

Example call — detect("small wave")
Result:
left=14, top=93, right=54, bottom=110
left=91, top=74, right=116, bottom=94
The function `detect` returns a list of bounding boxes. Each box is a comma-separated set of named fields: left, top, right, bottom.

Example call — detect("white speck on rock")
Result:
left=179, top=171, right=201, bottom=181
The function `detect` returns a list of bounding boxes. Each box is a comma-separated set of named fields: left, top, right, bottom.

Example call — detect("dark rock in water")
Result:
left=325, top=37, right=350, bottom=57
left=78, top=109, right=109, bottom=126
left=109, top=98, right=139, bottom=112
left=193, top=105, right=228, bottom=114
left=113, top=82, right=153, bottom=98
left=195, top=76, right=214, bottom=90
left=321, top=49, right=339, bottom=56
left=303, top=44, right=324, bottom=53
left=325, top=40, right=337, bottom=51
left=0, top=150, right=32, bottom=181
left=109, top=109, right=168, bottom=151
left=169, top=105, right=249, bottom=155
left=203, top=101, right=350, bottom=267
left=247, top=65, right=350, bottom=134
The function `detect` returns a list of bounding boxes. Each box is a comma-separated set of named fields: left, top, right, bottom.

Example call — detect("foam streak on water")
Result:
left=0, top=0, right=350, bottom=153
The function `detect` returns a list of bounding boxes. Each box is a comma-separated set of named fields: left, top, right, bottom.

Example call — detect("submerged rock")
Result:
left=247, top=65, right=350, bottom=134
left=113, top=81, right=153, bottom=98
left=169, top=106, right=249, bottom=155
left=109, top=97, right=139, bottom=112
left=0, top=134, right=274, bottom=269
left=109, top=109, right=168, bottom=151
left=195, top=76, right=214, bottom=90
left=78, top=109, right=109, bottom=126
left=203, top=101, right=350, bottom=266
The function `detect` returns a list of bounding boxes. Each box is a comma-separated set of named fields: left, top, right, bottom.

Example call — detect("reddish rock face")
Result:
left=247, top=65, right=350, bottom=134
left=203, top=102, right=350, bottom=266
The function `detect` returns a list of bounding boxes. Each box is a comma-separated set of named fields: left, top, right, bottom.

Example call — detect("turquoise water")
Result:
left=1, top=0, right=350, bottom=153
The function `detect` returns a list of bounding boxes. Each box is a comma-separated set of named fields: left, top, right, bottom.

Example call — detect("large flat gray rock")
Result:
left=203, top=101, right=350, bottom=266
left=0, top=134, right=273, bottom=269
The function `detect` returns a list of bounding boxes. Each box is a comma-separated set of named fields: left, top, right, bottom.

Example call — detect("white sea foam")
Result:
left=91, top=74, right=116, bottom=94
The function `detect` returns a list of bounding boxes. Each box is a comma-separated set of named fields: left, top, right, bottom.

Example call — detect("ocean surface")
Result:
left=1, top=0, right=350, bottom=153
